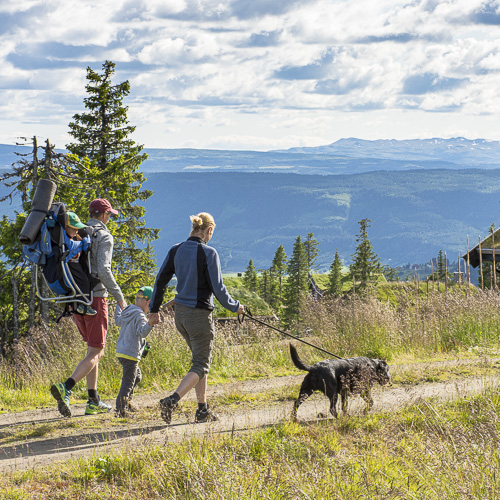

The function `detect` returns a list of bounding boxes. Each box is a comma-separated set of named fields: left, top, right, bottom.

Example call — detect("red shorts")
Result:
left=73, top=297, right=108, bottom=348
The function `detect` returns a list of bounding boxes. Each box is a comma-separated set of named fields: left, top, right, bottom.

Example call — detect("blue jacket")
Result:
left=150, top=236, right=240, bottom=313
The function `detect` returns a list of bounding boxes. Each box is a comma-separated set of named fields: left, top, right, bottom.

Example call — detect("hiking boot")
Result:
left=195, top=405, right=218, bottom=423
left=50, top=382, right=72, bottom=418
left=159, top=396, right=178, bottom=424
left=76, top=304, right=97, bottom=316
left=85, top=398, right=112, bottom=415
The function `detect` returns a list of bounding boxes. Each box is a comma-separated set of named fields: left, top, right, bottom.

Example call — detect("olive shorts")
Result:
left=174, top=303, right=215, bottom=379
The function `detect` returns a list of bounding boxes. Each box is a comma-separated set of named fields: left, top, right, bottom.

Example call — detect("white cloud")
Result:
left=1, top=0, right=500, bottom=148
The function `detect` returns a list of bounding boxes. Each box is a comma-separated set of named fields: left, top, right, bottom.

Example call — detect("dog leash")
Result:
left=238, top=307, right=343, bottom=360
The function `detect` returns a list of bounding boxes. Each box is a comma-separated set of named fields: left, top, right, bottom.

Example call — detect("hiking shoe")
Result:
left=159, top=396, right=178, bottom=424
left=85, top=398, right=112, bottom=415
left=76, top=304, right=97, bottom=316
left=195, top=405, right=218, bottom=423
left=50, top=382, right=72, bottom=418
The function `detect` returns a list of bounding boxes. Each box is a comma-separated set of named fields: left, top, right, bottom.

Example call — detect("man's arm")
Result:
left=95, top=233, right=125, bottom=305
left=114, top=303, right=123, bottom=327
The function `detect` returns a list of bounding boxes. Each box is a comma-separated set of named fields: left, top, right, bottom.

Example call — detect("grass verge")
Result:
left=2, top=386, right=500, bottom=499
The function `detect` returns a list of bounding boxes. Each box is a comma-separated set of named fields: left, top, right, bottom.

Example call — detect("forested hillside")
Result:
left=143, top=169, right=500, bottom=271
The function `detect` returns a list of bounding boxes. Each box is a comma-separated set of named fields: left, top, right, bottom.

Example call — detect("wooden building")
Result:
left=463, top=228, right=500, bottom=269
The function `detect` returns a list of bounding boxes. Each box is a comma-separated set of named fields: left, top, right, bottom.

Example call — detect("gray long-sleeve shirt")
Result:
left=115, top=304, right=153, bottom=360
left=87, top=218, right=124, bottom=303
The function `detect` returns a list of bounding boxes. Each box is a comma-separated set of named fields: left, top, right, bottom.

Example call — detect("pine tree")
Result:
left=243, top=259, right=258, bottom=292
left=66, top=61, right=159, bottom=295
left=349, top=218, right=381, bottom=291
left=304, top=232, right=319, bottom=274
left=328, top=249, right=343, bottom=296
left=272, top=244, right=287, bottom=304
left=67, top=60, right=143, bottom=169
left=266, top=265, right=280, bottom=309
left=258, top=268, right=271, bottom=303
left=436, top=250, right=446, bottom=280
left=283, top=235, right=309, bottom=326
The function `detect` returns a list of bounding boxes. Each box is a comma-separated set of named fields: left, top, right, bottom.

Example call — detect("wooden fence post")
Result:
left=493, top=230, right=497, bottom=290
left=478, top=236, right=484, bottom=290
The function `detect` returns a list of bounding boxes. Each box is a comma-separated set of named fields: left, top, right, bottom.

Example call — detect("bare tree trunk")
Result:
left=458, top=252, right=462, bottom=291
left=44, top=139, right=54, bottom=180
left=40, top=279, right=50, bottom=324
left=11, top=274, right=19, bottom=340
left=28, top=137, right=40, bottom=329
left=493, top=230, right=497, bottom=290
left=466, top=235, right=471, bottom=295
left=444, top=250, right=448, bottom=293
left=430, top=259, right=434, bottom=292
left=0, top=321, right=4, bottom=358
left=28, top=265, right=37, bottom=332
left=479, top=236, right=484, bottom=290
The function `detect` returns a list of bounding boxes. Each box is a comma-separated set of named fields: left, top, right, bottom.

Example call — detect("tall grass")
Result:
left=2, top=287, right=500, bottom=411
left=301, top=287, right=500, bottom=360
left=3, top=388, right=500, bottom=498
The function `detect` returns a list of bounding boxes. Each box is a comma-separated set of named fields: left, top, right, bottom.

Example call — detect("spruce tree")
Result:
left=328, top=249, right=343, bottom=296
left=258, top=268, right=271, bottom=303
left=66, top=60, right=158, bottom=295
left=272, top=244, right=287, bottom=304
left=304, top=232, right=319, bottom=274
left=266, top=265, right=280, bottom=309
left=436, top=250, right=446, bottom=280
left=243, top=259, right=258, bottom=292
left=283, top=235, right=309, bottom=326
left=349, top=218, right=381, bottom=291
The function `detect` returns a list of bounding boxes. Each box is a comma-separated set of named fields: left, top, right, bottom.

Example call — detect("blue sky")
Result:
left=1, top=0, right=500, bottom=150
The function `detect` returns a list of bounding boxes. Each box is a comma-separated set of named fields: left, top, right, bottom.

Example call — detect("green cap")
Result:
left=66, top=211, right=86, bottom=229
left=137, top=286, right=153, bottom=300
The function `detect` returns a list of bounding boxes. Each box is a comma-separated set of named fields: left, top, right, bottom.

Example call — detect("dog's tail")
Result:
left=289, top=343, right=312, bottom=372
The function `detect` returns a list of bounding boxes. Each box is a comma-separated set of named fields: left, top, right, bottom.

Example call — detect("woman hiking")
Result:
left=149, top=212, right=244, bottom=424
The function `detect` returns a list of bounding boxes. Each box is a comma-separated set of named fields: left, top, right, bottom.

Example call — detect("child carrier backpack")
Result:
left=22, top=201, right=96, bottom=321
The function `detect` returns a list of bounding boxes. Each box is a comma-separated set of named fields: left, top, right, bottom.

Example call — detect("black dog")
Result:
left=290, top=343, right=391, bottom=419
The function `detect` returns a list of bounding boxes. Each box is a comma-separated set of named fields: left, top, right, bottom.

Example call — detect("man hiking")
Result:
left=50, top=198, right=127, bottom=417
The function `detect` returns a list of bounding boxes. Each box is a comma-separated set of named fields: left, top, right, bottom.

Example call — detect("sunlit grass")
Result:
left=2, top=287, right=500, bottom=414
left=3, top=387, right=500, bottom=499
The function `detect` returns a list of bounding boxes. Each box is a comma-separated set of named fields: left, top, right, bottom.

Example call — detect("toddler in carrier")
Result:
left=64, top=211, right=97, bottom=316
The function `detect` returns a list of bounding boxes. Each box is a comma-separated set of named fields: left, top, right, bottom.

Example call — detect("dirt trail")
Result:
left=1, top=359, right=500, bottom=474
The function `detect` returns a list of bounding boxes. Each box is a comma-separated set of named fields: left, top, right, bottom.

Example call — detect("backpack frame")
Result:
left=31, top=202, right=94, bottom=308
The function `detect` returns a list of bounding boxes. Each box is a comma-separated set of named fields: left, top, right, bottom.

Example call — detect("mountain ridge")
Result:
left=0, top=139, right=498, bottom=272
left=1, top=137, right=499, bottom=176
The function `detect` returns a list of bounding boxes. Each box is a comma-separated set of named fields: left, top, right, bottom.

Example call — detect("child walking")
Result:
left=115, top=286, right=155, bottom=417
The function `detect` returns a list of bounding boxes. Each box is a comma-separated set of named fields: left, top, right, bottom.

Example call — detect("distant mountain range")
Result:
left=0, top=138, right=499, bottom=272
left=1, top=137, right=500, bottom=175
left=142, top=169, right=500, bottom=272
